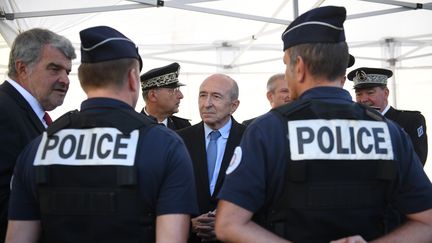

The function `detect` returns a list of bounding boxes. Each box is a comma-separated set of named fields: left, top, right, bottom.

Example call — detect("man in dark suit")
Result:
left=243, top=73, right=290, bottom=126
left=0, top=28, right=75, bottom=241
left=348, top=67, right=428, bottom=166
left=140, top=62, right=191, bottom=130
left=177, top=74, right=246, bottom=242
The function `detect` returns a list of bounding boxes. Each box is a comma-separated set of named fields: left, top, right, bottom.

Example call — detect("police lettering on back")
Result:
left=289, top=119, right=394, bottom=161
left=34, top=128, right=139, bottom=166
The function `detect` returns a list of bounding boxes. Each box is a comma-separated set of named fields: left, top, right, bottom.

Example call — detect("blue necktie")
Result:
left=207, top=130, right=221, bottom=184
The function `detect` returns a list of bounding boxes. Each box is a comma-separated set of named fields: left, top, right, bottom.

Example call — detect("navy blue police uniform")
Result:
left=218, top=87, right=432, bottom=242
left=9, top=98, right=198, bottom=242
left=8, top=26, right=198, bottom=243
left=219, top=5, right=432, bottom=242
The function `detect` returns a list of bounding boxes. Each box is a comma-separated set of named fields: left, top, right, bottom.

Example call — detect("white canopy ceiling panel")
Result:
left=1, top=0, right=432, bottom=169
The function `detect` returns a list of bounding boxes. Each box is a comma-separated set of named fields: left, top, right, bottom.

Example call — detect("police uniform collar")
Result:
left=81, top=97, right=134, bottom=111
left=299, top=86, right=352, bottom=103
left=381, top=104, right=391, bottom=115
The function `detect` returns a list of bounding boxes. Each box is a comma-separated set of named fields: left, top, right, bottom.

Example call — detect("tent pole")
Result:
left=384, top=38, right=398, bottom=108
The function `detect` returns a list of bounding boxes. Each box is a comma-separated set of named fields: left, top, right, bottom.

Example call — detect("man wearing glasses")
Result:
left=140, top=62, right=191, bottom=130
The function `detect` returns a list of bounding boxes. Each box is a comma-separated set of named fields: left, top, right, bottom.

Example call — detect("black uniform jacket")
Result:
left=140, top=109, right=191, bottom=130
left=167, top=115, right=191, bottom=130
left=385, top=106, right=428, bottom=165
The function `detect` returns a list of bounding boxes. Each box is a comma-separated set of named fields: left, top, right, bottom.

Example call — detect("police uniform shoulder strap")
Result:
left=357, top=103, right=384, bottom=121
left=47, top=109, right=79, bottom=136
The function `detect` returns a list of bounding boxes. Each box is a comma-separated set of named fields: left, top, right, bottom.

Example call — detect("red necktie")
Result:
left=43, top=112, right=53, bottom=126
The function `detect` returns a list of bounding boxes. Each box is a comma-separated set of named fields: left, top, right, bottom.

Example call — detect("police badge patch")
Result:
left=226, top=146, right=242, bottom=175
left=417, top=125, right=424, bottom=137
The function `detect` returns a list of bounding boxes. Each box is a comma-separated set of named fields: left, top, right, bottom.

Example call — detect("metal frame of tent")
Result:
left=1, top=0, right=432, bottom=106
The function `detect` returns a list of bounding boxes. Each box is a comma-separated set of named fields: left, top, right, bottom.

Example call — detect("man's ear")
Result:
left=266, top=91, right=273, bottom=103
left=15, top=60, right=28, bottom=78
left=128, top=67, right=139, bottom=92
left=384, top=86, right=390, bottom=99
left=230, top=99, right=240, bottom=114
left=295, top=56, right=306, bottom=82
left=147, top=89, right=158, bottom=102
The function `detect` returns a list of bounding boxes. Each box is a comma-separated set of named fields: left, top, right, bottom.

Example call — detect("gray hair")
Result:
left=266, top=73, right=285, bottom=92
left=8, top=28, right=76, bottom=79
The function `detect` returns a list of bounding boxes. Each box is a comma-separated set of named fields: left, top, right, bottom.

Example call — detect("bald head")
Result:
left=198, top=73, right=240, bottom=130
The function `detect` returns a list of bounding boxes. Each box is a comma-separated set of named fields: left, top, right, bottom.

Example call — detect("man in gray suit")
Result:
left=177, top=74, right=246, bottom=242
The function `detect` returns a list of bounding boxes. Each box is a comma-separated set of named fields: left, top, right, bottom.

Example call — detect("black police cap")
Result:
left=80, top=26, right=143, bottom=71
left=140, top=62, right=185, bottom=90
left=281, top=6, right=346, bottom=51
left=347, top=67, right=393, bottom=89
left=348, top=54, right=355, bottom=68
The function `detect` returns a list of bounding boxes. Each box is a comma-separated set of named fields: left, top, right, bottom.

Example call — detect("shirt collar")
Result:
left=204, top=117, right=232, bottom=139
left=381, top=104, right=391, bottom=115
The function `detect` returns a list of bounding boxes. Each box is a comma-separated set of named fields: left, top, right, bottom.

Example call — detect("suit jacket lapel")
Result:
left=195, top=122, right=212, bottom=198
left=1, top=82, right=45, bottom=133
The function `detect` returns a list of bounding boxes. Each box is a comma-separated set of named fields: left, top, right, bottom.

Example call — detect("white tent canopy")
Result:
left=1, top=0, right=432, bottom=167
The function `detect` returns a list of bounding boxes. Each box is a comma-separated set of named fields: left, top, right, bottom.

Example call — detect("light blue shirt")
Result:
left=204, top=118, right=232, bottom=195
left=6, top=79, right=47, bottom=128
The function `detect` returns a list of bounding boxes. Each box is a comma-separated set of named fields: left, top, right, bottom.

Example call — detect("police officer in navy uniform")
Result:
left=215, top=6, right=432, bottom=243
left=6, top=26, right=198, bottom=243
left=348, top=67, right=428, bottom=166
left=140, top=63, right=191, bottom=130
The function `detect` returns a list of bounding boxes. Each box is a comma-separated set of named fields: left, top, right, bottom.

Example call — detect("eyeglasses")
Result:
left=158, top=87, right=181, bottom=96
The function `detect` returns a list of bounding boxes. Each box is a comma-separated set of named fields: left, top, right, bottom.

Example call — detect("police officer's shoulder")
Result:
left=272, top=99, right=311, bottom=117
left=356, top=103, right=385, bottom=121
left=396, top=109, right=422, bottom=115
left=392, top=107, right=425, bottom=119
left=47, top=109, right=79, bottom=135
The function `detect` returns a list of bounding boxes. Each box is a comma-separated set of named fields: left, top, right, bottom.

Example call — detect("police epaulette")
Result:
left=399, top=109, right=421, bottom=114
left=47, top=110, right=79, bottom=136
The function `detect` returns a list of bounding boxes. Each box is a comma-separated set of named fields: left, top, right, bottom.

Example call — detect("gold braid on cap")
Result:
left=142, top=71, right=179, bottom=89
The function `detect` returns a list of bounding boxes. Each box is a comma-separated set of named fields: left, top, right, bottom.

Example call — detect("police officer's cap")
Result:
left=80, top=26, right=143, bottom=71
left=348, top=54, right=355, bottom=68
left=140, top=62, right=185, bottom=90
left=347, top=67, right=393, bottom=89
left=281, top=6, right=346, bottom=51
